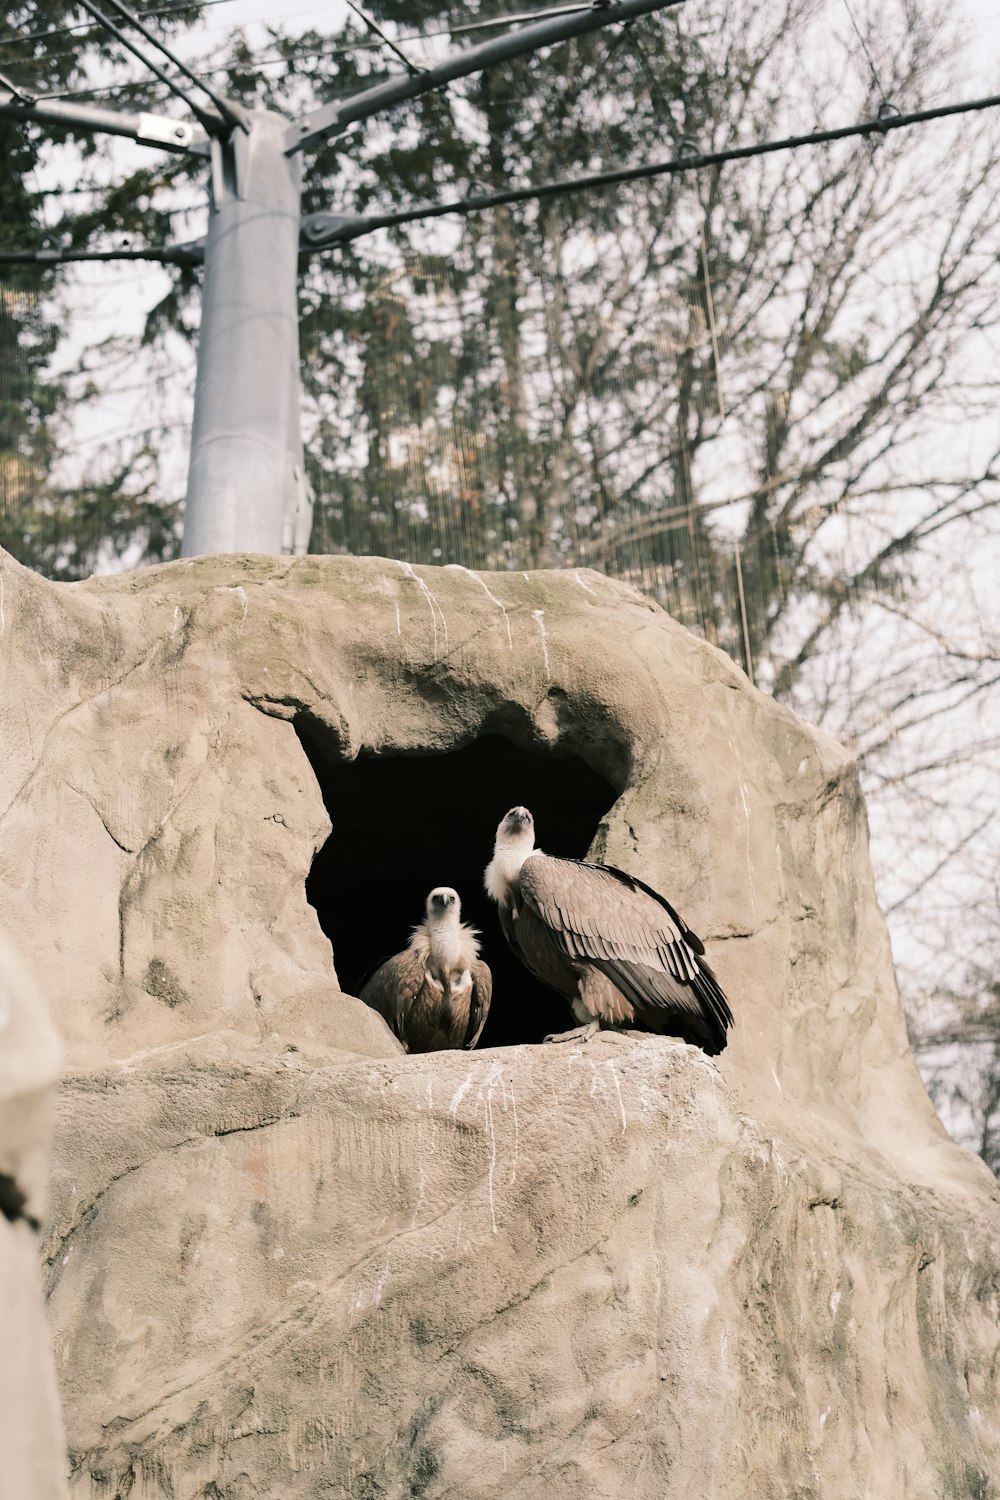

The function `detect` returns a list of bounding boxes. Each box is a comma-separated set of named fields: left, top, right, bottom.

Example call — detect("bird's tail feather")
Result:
left=591, top=956, right=732, bottom=1055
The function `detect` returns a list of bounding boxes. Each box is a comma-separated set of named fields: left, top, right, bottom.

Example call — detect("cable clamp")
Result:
left=672, top=137, right=700, bottom=162
left=300, top=213, right=369, bottom=248
left=137, top=113, right=196, bottom=148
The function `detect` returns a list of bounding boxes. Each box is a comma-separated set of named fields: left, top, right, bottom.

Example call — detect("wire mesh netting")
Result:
left=302, top=192, right=761, bottom=683
left=2, top=0, right=1000, bottom=1166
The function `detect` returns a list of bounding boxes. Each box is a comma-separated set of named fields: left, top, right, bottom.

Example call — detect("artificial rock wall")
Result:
left=0, top=933, right=68, bottom=1500
left=0, top=545, right=997, bottom=1498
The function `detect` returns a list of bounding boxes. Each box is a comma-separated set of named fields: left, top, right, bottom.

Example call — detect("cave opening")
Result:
left=294, top=725, right=619, bottom=1048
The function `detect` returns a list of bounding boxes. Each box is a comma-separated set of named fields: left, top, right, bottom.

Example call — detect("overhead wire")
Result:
left=2, top=2, right=598, bottom=57
left=5, top=83, right=1000, bottom=268
left=344, top=0, right=423, bottom=76
left=73, top=0, right=225, bottom=132
left=297, top=87, right=1000, bottom=247
left=0, top=8, right=485, bottom=110
left=5, top=0, right=254, bottom=52
left=0, top=244, right=203, bottom=265
left=0, top=65, right=35, bottom=100
left=841, top=0, right=887, bottom=102
left=98, top=0, right=245, bottom=129
left=698, top=218, right=755, bottom=683
left=0, top=1, right=678, bottom=118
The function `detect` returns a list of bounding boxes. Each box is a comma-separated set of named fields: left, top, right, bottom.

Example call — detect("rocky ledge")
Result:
left=0, top=546, right=996, bottom=1498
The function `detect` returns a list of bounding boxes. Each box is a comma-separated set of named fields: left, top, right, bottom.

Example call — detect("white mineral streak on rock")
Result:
left=725, top=728, right=759, bottom=928
left=410, top=1163, right=427, bottom=1229
left=606, top=1059, right=627, bottom=1135
left=445, top=564, right=514, bottom=650
left=532, top=607, right=551, bottom=677
left=227, top=585, right=249, bottom=629
left=476, top=1058, right=505, bottom=1234
left=448, top=1071, right=473, bottom=1119
left=506, top=1075, right=519, bottom=1184
left=397, top=560, right=448, bottom=656
left=0, top=548, right=995, bottom=1500
left=586, top=1055, right=628, bottom=1134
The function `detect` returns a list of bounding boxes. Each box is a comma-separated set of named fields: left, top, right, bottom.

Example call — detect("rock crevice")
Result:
left=0, top=547, right=997, bottom=1498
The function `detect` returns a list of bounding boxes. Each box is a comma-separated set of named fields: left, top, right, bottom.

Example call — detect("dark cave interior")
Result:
left=294, top=725, right=619, bottom=1048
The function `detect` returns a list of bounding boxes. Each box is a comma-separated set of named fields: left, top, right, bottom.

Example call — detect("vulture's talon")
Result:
left=486, top=805, right=733, bottom=1056
left=542, top=1021, right=600, bottom=1044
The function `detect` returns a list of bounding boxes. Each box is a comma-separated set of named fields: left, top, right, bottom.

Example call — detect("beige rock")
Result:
left=1, top=545, right=997, bottom=1497
left=0, top=933, right=68, bottom=1500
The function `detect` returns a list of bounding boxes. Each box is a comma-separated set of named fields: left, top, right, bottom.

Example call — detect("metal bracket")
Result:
left=209, top=131, right=245, bottom=207
left=137, top=113, right=197, bottom=150
left=300, top=212, right=371, bottom=249
left=1, top=92, right=208, bottom=155
left=161, top=237, right=205, bottom=267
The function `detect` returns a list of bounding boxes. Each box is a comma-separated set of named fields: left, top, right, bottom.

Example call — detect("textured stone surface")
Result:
left=0, top=934, right=68, bottom=1500
left=1, top=545, right=998, bottom=1498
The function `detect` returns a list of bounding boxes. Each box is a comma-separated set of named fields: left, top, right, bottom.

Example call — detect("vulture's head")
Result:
left=425, top=886, right=461, bottom=922
left=495, top=806, right=535, bottom=850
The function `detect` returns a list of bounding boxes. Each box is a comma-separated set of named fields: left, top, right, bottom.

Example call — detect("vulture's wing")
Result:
left=498, top=899, right=552, bottom=985
left=518, top=855, right=732, bottom=1053
left=464, top=960, right=493, bottom=1049
left=592, top=863, right=707, bottom=955
left=359, top=948, right=428, bottom=1045
left=498, top=902, right=528, bottom=969
left=497, top=902, right=517, bottom=952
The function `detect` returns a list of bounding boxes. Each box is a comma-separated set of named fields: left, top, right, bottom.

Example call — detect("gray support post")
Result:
left=182, top=111, right=305, bottom=557
left=282, top=369, right=314, bottom=556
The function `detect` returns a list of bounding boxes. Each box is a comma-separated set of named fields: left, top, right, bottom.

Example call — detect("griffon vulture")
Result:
left=360, top=887, right=492, bottom=1053
left=485, top=807, right=732, bottom=1053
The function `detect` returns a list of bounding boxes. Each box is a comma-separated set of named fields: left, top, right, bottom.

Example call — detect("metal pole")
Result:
left=287, top=0, right=686, bottom=155
left=0, top=92, right=203, bottom=153
left=282, top=363, right=314, bottom=556
left=182, top=110, right=305, bottom=556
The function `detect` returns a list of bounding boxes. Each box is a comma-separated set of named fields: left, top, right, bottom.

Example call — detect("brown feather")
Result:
left=360, top=908, right=492, bottom=1053
left=513, top=854, right=732, bottom=1054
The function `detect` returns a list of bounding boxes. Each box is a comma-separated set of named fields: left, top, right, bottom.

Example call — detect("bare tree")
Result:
left=299, top=0, right=1000, bottom=1135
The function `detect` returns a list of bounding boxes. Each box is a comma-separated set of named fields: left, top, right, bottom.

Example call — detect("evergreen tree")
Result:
left=0, top=2, right=203, bottom=577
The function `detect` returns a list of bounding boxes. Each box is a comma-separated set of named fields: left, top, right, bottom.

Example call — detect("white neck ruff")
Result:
left=485, top=842, right=538, bottom=905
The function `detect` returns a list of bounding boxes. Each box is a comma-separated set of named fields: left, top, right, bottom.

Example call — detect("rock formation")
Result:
left=0, top=544, right=997, bottom=1497
left=0, top=933, right=69, bottom=1499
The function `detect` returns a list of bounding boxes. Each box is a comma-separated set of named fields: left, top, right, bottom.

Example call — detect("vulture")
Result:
left=360, top=887, right=492, bottom=1053
left=485, top=806, right=732, bottom=1054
